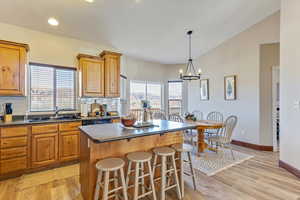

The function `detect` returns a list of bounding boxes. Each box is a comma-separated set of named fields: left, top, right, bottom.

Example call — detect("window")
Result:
left=168, top=81, right=183, bottom=115
left=30, top=64, right=76, bottom=112
left=130, top=81, right=162, bottom=110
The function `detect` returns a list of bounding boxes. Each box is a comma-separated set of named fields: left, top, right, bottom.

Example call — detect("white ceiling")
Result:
left=0, top=0, right=280, bottom=64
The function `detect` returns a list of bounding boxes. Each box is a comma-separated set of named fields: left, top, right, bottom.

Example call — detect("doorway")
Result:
left=272, top=66, right=280, bottom=152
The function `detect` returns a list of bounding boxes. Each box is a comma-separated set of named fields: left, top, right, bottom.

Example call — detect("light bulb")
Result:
left=189, top=72, right=192, bottom=76
left=198, top=69, right=202, bottom=74
left=179, top=69, right=183, bottom=74
left=48, top=17, right=59, bottom=26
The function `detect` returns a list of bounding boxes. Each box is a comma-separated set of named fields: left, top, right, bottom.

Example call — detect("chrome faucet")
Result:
left=54, top=106, right=67, bottom=118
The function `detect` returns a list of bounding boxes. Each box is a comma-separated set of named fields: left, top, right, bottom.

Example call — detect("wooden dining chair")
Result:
left=208, top=115, right=238, bottom=159
left=152, top=111, right=167, bottom=120
left=129, top=109, right=143, bottom=121
left=168, top=114, right=184, bottom=122
left=192, top=110, right=203, bottom=120
left=206, top=111, right=224, bottom=137
left=206, top=111, right=223, bottom=122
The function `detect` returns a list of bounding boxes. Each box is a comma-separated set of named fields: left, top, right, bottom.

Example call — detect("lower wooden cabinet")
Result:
left=59, top=131, right=80, bottom=161
left=0, top=121, right=82, bottom=176
left=0, top=156, right=27, bottom=174
left=31, top=133, right=59, bottom=168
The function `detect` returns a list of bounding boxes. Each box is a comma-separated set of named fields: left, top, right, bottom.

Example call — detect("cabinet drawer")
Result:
left=1, top=126, right=28, bottom=138
left=1, top=136, right=27, bottom=149
left=0, top=156, right=27, bottom=174
left=59, top=121, right=82, bottom=132
left=32, top=124, right=58, bottom=135
left=1, top=147, right=27, bottom=160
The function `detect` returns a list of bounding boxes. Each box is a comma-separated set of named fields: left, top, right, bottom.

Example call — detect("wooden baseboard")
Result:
left=279, top=160, right=300, bottom=178
left=231, top=140, right=273, bottom=151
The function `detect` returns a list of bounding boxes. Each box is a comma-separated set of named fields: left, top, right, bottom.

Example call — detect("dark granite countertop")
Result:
left=0, top=115, right=120, bottom=127
left=79, top=120, right=197, bottom=143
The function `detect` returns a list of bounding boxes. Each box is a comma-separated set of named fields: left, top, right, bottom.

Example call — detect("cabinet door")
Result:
left=0, top=43, right=26, bottom=96
left=31, top=133, right=58, bottom=168
left=80, top=58, right=105, bottom=97
left=104, top=55, right=120, bottom=97
left=59, top=131, right=80, bottom=162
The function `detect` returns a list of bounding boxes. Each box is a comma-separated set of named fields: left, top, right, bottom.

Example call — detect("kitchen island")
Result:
left=79, top=120, right=196, bottom=200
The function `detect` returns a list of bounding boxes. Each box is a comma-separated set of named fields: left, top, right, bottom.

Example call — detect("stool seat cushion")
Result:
left=127, top=151, right=152, bottom=162
left=96, top=158, right=125, bottom=171
left=153, top=147, right=175, bottom=156
left=171, top=143, right=193, bottom=152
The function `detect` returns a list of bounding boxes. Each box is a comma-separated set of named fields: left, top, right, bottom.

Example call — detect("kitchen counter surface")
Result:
left=79, top=120, right=197, bottom=143
left=0, top=115, right=120, bottom=127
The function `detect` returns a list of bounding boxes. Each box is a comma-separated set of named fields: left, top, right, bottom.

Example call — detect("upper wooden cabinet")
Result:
left=0, top=40, right=29, bottom=96
left=100, top=51, right=122, bottom=97
left=77, top=54, right=105, bottom=97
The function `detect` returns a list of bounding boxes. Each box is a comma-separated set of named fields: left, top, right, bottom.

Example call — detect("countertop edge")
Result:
left=79, top=124, right=197, bottom=143
left=0, top=116, right=120, bottom=127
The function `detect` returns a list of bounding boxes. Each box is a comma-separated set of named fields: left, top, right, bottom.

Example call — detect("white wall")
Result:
left=280, top=0, right=300, bottom=170
left=181, top=12, right=280, bottom=145
left=0, top=22, right=168, bottom=115
left=259, top=43, right=280, bottom=146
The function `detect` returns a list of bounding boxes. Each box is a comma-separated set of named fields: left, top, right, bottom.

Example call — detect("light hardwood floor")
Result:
left=0, top=145, right=299, bottom=200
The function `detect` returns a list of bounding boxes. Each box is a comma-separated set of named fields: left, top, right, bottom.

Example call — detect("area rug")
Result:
left=185, top=148, right=254, bottom=176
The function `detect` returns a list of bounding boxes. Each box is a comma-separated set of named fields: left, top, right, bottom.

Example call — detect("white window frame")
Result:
left=129, top=80, right=164, bottom=110
left=29, top=63, right=77, bottom=113
left=168, top=80, right=183, bottom=115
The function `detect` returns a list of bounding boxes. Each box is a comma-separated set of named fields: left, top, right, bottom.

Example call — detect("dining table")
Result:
left=185, top=120, right=225, bottom=153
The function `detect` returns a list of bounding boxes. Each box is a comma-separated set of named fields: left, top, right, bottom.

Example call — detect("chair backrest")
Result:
left=223, top=115, right=238, bottom=143
left=152, top=111, right=167, bottom=120
left=169, top=114, right=184, bottom=123
left=192, top=110, right=203, bottom=120
left=207, top=111, right=223, bottom=122
left=129, top=109, right=143, bottom=121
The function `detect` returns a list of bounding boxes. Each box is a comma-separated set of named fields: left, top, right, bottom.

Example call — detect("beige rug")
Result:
left=185, top=147, right=254, bottom=176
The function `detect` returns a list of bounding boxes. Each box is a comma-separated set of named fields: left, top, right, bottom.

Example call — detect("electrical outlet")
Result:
left=241, top=130, right=246, bottom=135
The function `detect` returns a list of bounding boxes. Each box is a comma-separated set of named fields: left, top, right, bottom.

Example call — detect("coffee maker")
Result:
left=3, top=103, right=13, bottom=122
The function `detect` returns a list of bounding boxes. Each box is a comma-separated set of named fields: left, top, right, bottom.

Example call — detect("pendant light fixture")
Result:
left=179, top=30, right=202, bottom=81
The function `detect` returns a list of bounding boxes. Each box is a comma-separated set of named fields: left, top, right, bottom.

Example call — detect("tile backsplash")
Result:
left=79, top=97, right=120, bottom=112
left=0, top=96, right=121, bottom=116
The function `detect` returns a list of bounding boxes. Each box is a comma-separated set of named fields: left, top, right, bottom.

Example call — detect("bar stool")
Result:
left=171, top=143, right=196, bottom=197
left=94, top=158, right=128, bottom=200
left=126, top=152, right=157, bottom=200
left=152, top=147, right=182, bottom=200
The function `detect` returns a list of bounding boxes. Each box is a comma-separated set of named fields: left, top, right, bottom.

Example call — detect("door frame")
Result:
left=272, top=66, right=280, bottom=152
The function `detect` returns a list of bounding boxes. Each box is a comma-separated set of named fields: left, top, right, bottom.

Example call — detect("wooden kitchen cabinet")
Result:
left=0, top=125, right=29, bottom=175
left=77, top=54, right=105, bottom=97
left=31, top=133, right=59, bottom=168
left=59, top=121, right=81, bottom=161
left=100, top=51, right=122, bottom=97
left=59, top=131, right=80, bottom=161
left=0, top=40, right=29, bottom=96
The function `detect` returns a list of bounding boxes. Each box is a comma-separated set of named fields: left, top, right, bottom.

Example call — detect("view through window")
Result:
left=130, top=81, right=162, bottom=110
left=30, top=64, right=76, bottom=112
left=168, top=81, right=183, bottom=115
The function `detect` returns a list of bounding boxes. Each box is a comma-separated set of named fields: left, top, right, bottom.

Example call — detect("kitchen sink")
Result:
left=28, top=115, right=80, bottom=122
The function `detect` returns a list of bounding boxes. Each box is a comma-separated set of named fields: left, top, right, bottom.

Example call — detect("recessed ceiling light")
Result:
left=85, top=0, right=94, bottom=3
left=48, top=17, right=59, bottom=26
